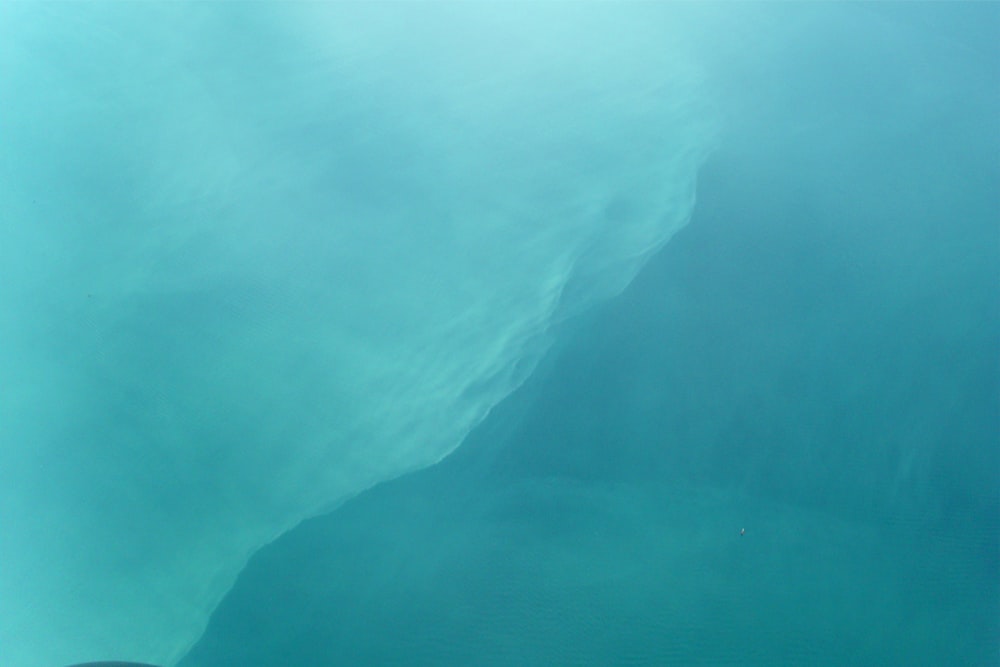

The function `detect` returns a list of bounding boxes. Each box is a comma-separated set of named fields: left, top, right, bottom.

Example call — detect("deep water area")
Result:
left=177, top=70, right=1000, bottom=665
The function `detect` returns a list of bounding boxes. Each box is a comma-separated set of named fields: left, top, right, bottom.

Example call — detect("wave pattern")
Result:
left=0, top=4, right=717, bottom=666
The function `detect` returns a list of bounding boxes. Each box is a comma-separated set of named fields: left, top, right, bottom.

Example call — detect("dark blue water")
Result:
left=178, top=57, right=999, bottom=665
left=2, top=4, right=997, bottom=666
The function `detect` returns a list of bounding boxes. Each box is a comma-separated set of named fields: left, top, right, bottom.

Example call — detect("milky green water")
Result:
left=2, top=3, right=997, bottom=666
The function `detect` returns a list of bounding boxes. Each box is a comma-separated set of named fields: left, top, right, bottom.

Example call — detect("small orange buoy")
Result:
left=740, top=528, right=745, bottom=536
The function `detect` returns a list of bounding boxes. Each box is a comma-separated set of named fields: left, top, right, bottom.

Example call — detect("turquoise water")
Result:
left=2, top=4, right=997, bottom=666
left=179, top=41, right=1000, bottom=664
